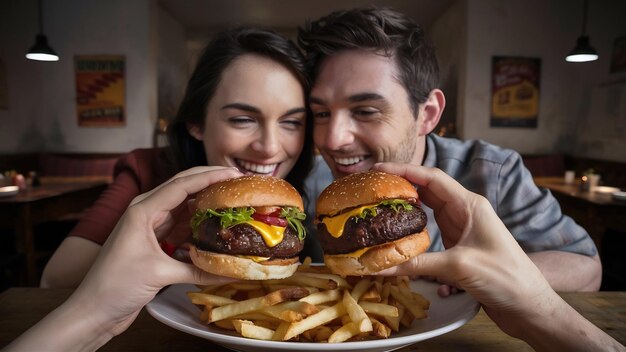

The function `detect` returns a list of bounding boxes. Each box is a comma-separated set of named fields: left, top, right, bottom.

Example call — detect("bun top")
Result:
left=195, top=175, right=304, bottom=211
left=316, top=171, right=417, bottom=216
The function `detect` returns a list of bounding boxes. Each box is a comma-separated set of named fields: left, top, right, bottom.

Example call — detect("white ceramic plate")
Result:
left=593, top=186, right=621, bottom=194
left=0, top=185, right=19, bottom=198
left=147, top=281, right=479, bottom=352
left=612, top=191, right=626, bottom=201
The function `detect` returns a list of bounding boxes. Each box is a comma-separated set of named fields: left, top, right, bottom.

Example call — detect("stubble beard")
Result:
left=384, top=120, right=419, bottom=164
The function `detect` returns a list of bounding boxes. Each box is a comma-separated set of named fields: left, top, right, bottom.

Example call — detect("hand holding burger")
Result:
left=315, top=170, right=430, bottom=276
left=189, top=175, right=307, bottom=280
left=372, top=163, right=625, bottom=352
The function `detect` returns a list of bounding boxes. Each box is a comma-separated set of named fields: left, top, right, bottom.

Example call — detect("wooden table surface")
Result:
left=534, top=177, right=626, bottom=259
left=1, top=288, right=624, bottom=351
left=534, top=177, right=625, bottom=206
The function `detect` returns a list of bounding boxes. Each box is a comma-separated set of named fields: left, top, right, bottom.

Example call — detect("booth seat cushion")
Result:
left=521, top=154, right=565, bottom=178
left=38, top=153, right=119, bottom=178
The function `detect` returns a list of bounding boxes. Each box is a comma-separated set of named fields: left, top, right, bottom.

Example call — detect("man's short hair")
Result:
left=298, top=7, right=440, bottom=115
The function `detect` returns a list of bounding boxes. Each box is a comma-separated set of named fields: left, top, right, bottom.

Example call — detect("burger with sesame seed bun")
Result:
left=189, top=175, right=307, bottom=280
left=315, top=170, right=430, bottom=276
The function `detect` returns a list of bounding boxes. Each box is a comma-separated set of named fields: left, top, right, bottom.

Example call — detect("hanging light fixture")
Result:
left=566, top=0, right=598, bottom=63
left=25, top=0, right=59, bottom=62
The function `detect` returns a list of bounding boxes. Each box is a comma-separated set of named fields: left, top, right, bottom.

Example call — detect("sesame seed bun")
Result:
left=191, top=175, right=304, bottom=280
left=315, top=170, right=429, bottom=276
left=189, top=246, right=299, bottom=280
left=316, top=170, right=418, bottom=216
left=195, top=174, right=304, bottom=211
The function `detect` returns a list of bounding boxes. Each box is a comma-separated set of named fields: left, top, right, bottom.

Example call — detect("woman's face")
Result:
left=189, top=54, right=306, bottom=178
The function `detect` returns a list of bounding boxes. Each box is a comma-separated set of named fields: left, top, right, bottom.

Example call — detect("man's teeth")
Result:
left=334, top=156, right=365, bottom=166
left=238, top=160, right=277, bottom=174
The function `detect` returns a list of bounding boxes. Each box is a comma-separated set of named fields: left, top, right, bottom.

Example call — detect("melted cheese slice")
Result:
left=321, top=205, right=376, bottom=238
left=238, top=255, right=270, bottom=262
left=338, top=246, right=371, bottom=258
left=246, top=220, right=286, bottom=247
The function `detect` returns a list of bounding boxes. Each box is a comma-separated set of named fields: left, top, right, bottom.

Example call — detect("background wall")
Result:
left=0, top=0, right=158, bottom=153
left=1, top=0, right=624, bottom=162
left=430, top=0, right=466, bottom=137
left=460, top=0, right=626, bottom=161
left=157, top=6, right=187, bottom=122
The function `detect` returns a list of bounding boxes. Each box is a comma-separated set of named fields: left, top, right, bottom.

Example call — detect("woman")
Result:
left=41, top=27, right=314, bottom=288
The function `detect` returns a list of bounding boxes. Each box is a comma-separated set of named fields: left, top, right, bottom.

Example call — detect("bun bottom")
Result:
left=324, top=230, right=430, bottom=276
left=189, top=246, right=299, bottom=280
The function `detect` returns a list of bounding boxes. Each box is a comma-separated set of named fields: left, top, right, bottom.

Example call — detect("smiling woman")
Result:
left=40, top=27, right=314, bottom=289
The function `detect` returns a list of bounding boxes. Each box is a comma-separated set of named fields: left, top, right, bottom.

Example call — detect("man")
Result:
left=299, top=7, right=601, bottom=291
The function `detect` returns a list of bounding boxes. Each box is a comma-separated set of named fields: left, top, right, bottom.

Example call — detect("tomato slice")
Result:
left=252, top=212, right=287, bottom=227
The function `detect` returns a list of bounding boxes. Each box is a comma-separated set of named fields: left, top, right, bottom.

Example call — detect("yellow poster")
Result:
left=490, top=57, right=540, bottom=128
left=75, top=55, right=125, bottom=127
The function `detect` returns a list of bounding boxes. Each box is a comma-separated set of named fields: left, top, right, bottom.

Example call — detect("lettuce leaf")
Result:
left=190, top=207, right=254, bottom=240
left=379, top=199, right=414, bottom=212
left=280, top=207, right=307, bottom=241
left=353, top=199, right=414, bottom=223
left=190, top=206, right=307, bottom=242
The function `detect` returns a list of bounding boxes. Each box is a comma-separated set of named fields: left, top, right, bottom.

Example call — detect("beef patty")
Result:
left=194, top=217, right=304, bottom=258
left=317, top=204, right=427, bottom=254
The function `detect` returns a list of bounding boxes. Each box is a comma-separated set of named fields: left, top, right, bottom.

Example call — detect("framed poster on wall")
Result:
left=490, top=56, right=540, bottom=128
left=75, top=55, right=125, bottom=127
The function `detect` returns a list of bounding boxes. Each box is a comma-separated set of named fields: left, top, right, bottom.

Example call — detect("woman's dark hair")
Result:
left=167, top=27, right=313, bottom=196
left=298, top=7, right=439, bottom=115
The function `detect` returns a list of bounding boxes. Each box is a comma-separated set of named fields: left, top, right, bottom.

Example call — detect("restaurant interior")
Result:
left=1, top=0, right=626, bottom=350
left=1, top=0, right=625, bottom=293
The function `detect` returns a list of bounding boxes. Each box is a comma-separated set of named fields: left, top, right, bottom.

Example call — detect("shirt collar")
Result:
left=423, top=134, right=437, bottom=168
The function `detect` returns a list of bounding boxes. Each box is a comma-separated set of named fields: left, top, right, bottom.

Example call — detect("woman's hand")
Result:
left=5, top=167, right=243, bottom=352
left=77, top=167, right=243, bottom=334
left=131, top=166, right=236, bottom=247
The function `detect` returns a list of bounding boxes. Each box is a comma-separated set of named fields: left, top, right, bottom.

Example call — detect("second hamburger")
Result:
left=316, top=170, right=430, bottom=276
left=189, top=175, right=306, bottom=280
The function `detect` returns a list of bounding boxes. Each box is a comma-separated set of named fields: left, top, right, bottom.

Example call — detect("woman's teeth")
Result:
left=334, top=156, right=365, bottom=166
left=236, top=160, right=277, bottom=174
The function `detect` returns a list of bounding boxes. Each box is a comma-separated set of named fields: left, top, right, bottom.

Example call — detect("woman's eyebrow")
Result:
left=221, top=103, right=260, bottom=113
left=283, top=107, right=307, bottom=116
left=222, top=103, right=305, bottom=117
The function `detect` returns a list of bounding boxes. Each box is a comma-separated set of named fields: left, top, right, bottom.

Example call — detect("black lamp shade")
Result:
left=26, top=34, right=59, bottom=61
left=566, top=35, right=598, bottom=62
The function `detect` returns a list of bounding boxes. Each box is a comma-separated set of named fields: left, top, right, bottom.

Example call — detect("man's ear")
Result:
left=187, top=123, right=203, bottom=141
left=418, top=89, right=445, bottom=136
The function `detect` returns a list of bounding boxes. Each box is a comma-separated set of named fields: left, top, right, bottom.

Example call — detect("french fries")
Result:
left=186, top=262, right=430, bottom=343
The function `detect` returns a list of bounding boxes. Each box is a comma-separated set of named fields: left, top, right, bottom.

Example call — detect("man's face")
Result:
left=310, top=50, right=427, bottom=178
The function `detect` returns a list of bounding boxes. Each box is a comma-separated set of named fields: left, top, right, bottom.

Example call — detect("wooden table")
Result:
left=0, top=180, right=108, bottom=286
left=534, top=177, right=626, bottom=254
left=0, top=288, right=624, bottom=351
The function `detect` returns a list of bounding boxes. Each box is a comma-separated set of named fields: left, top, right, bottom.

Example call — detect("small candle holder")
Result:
left=579, top=175, right=590, bottom=192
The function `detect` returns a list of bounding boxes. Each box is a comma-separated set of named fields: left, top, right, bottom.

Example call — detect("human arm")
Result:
left=374, top=162, right=624, bottom=352
left=40, top=237, right=101, bottom=288
left=528, top=251, right=601, bottom=291
left=6, top=167, right=242, bottom=352
left=41, top=149, right=201, bottom=288
left=40, top=153, right=148, bottom=288
left=495, top=153, right=601, bottom=292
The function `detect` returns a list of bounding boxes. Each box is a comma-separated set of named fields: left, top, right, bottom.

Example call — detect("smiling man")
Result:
left=298, top=7, right=601, bottom=292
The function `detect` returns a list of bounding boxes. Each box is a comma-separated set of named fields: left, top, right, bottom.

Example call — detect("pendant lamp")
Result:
left=25, top=0, right=59, bottom=62
left=566, top=0, right=598, bottom=63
